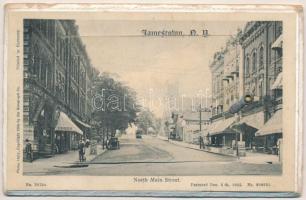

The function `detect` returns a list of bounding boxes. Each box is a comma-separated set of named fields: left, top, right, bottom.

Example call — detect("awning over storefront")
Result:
left=209, top=117, right=236, bottom=136
left=233, top=111, right=264, bottom=130
left=255, top=110, right=282, bottom=137
left=271, top=72, right=283, bottom=90
left=271, top=34, right=283, bottom=49
left=75, top=118, right=91, bottom=128
left=55, top=112, right=83, bottom=135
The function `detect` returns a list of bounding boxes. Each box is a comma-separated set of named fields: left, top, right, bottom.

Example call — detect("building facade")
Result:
left=239, top=21, right=283, bottom=153
left=222, top=39, right=241, bottom=112
left=207, top=21, right=283, bottom=155
left=208, top=33, right=242, bottom=149
left=23, top=19, right=97, bottom=158
left=210, top=51, right=225, bottom=117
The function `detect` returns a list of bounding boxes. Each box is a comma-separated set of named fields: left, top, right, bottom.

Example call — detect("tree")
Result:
left=91, top=72, right=140, bottom=140
left=136, top=109, right=157, bottom=135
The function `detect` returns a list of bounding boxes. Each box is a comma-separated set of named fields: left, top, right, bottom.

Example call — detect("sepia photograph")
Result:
left=3, top=3, right=304, bottom=196
left=22, top=19, right=283, bottom=176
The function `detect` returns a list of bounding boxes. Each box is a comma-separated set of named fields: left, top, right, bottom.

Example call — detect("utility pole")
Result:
left=199, top=104, right=202, bottom=131
left=198, top=104, right=207, bottom=131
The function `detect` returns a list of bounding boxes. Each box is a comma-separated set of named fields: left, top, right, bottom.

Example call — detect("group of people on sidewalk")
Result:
left=78, top=139, right=90, bottom=162
left=24, top=138, right=91, bottom=163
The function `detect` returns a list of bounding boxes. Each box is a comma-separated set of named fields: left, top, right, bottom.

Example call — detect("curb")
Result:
left=88, top=149, right=108, bottom=162
left=54, top=149, right=108, bottom=168
left=167, top=139, right=281, bottom=164
left=167, top=139, right=237, bottom=158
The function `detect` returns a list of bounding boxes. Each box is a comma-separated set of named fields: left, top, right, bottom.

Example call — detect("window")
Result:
left=32, top=45, right=40, bottom=76
left=56, top=36, right=61, bottom=57
left=245, top=56, right=250, bottom=76
left=259, top=80, right=264, bottom=99
left=275, top=22, right=283, bottom=38
left=252, top=50, right=257, bottom=73
left=40, top=60, right=46, bottom=86
left=46, top=61, right=52, bottom=89
left=259, top=46, right=264, bottom=68
left=268, top=43, right=272, bottom=64
left=275, top=48, right=282, bottom=60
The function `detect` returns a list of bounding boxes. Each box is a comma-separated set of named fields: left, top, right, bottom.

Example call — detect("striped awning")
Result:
left=55, top=112, right=83, bottom=135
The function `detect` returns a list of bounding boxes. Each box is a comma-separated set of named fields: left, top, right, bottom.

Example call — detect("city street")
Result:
left=24, top=135, right=281, bottom=176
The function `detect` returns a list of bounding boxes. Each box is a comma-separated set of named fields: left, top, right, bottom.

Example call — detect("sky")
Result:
left=76, top=20, right=245, bottom=117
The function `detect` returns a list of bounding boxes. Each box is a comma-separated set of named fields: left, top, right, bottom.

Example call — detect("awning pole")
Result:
left=235, top=112, right=240, bottom=160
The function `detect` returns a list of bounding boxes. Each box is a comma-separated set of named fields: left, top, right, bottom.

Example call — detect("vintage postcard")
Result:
left=3, top=3, right=303, bottom=197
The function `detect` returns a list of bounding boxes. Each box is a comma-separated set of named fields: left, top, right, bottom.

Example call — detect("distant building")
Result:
left=167, top=95, right=211, bottom=142
left=23, top=19, right=98, bottom=158
left=180, top=111, right=210, bottom=144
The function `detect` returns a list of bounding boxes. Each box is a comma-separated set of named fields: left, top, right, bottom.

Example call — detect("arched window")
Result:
left=40, top=59, right=46, bottom=86
left=245, top=56, right=250, bottom=76
left=259, top=46, right=264, bottom=68
left=31, top=44, right=41, bottom=75
left=252, top=50, right=257, bottom=73
left=259, top=80, right=264, bottom=99
left=46, top=59, right=52, bottom=89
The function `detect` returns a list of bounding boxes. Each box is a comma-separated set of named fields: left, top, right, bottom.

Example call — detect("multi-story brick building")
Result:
left=239, top=21, right=283, bottom=153
left=223, top=38, right=241, bottom=112
left=23, top=19, right=97, bottom=158
left=210, top=51, right=225, bottom=117
left=208, top=34, right=242, bottom=149
left=208, top=22, right=283, bottom=154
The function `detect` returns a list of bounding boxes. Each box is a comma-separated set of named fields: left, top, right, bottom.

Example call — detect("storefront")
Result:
left=231, top=111, right=264, bottom=150
left=54, top=112, right=83, bottom=154
left=255, top=109, right=282, bottom=154
left=30, top=101, right=56, bottom=158
left=208, top=117, right=236, bottom=147
left=74, top=118, right=91, bottom=139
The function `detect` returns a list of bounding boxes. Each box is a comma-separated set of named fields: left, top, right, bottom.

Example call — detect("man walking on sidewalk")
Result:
left=78, top=139, right=85, bottom=162
left=25, top=139, right=33, bottom=162
left=199, top=136, right=204, bottom=149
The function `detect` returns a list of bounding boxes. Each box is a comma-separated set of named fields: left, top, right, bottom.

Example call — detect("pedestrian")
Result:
left=85, top=139, right=90, bottom=148
left=25, top=139, right=33, bottom=162
left=78, top=139, right=85, bottom=162
left=199, top=136, right=204, bottom=149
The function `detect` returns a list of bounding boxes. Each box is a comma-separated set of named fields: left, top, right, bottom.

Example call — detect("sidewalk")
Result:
left=160, top=137, right=280, bottom=165
left=23, top=145, right=107, bottom=173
